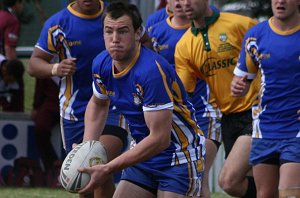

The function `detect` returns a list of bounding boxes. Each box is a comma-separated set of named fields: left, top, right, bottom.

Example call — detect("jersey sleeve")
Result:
left=142, top=59, right=174, bottom=112
left=35, top=14, right=69, bottom=56
left=91, top=53, right=109, bottom=100
left=234, top=28, right=259, bottom=80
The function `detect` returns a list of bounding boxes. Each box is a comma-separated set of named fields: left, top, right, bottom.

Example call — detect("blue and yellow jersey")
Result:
left=234, top=18, right=300, bottom=139
left=175, top=10, right=259, bottom=114
left=148, top=16, right=189, bottom=65
left=145, top=7, right=173, bottom=33
left=92, top=45, right=205, bottom=168
left=35, top=1, right=107, bottom=121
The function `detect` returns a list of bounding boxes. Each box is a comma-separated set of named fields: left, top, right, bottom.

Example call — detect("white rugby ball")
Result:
left=60, top=140, right=107, bottom=193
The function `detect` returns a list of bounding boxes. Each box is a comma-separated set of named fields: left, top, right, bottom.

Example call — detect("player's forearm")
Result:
left=83, top=95, right=109, bottom=141
left=28, top=50, right=54, bottom=78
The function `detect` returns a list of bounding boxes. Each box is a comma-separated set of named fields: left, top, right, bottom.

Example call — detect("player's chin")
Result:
left=110, top=52, right=125, bottom=61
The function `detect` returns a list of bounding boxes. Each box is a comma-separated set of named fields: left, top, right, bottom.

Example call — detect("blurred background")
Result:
left=1, top=0, right=272, bottom=58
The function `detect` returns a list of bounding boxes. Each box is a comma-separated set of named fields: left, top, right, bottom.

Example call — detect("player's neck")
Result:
left=272, top=14, right=300, bottom=31
left=171, top=16, right=189, bottom=27
left=193, top=7, right=213, bottom=29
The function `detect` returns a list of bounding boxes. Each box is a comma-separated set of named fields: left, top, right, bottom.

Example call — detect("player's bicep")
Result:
left=144, top=109, right=172, bottom=147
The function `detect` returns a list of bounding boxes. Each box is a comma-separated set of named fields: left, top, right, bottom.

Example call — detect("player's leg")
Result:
left=253, top=164, right=279, bottom=198
left=278, top=138, right=300, bottom=198
left=201, top=139, right=219, bottom=198
left=200, top=115, right=222, bottom=198
left=279, top=163, right=300, bottom=198
left=250, top=138, right=281, bottom=198
left=113, top=180, right=156, bottom=198
left=157, top=190, right=196, bottom=198
left=218, top=110, right=255, bottom=197
left=218, top=135, right=253, bottom=197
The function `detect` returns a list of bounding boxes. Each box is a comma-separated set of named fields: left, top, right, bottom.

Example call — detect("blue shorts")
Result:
left=250, top=137, right=300, bottom=166
left=121, top=160, right=204, bottom=196
left=61, top=110, right=127, bottom=153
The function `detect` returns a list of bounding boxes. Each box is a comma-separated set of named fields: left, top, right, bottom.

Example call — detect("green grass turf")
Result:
left=0, top=187, right=232, bottom=198
left=22, top=58, right=36, bottom=113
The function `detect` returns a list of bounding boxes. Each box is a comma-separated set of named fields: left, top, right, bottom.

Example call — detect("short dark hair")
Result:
left=3, top=0, right=22, bottom=7
left=102, top=1, right=143, bottom=31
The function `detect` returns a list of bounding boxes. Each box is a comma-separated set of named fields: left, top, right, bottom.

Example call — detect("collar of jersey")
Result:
left=67, top=0, right=104, bottom=19
left=113, top=44, right=141, bottom=78
left=191, top=9, right=220, bottom=36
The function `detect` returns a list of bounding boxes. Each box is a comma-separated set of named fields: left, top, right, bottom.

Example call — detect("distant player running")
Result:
left=231, top=0, right=300, bottom=197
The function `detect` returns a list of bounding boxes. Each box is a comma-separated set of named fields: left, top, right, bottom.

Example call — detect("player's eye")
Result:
left=105, top=29, right=113, bottom=34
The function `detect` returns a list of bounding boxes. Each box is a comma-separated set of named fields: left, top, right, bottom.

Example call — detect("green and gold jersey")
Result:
left=175, top=11, right=259, bottom=114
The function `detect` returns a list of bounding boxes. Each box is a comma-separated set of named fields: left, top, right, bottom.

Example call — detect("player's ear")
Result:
left=135, top=26, right=144, bottom=41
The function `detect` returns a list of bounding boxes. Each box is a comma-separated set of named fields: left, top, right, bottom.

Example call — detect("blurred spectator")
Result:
left=0, top=0, right=24, bottom=60
left=31, top=77, right=61, bottom=187
left=31, top=77, right=60, bottom=171
left=0, top=54, right=24, bottom=112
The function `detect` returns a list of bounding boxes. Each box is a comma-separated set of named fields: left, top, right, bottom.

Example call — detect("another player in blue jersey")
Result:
left=145, top=0, right=173, bottom=32
left=28, top=0, right=129, bottom=197
left=78, top=2, right=206, bottom=197
left=231, top=0, right=300, bottom=197
left=148, top=1, right=221, bottom=197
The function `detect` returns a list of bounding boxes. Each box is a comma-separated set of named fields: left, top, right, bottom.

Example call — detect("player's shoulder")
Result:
left=140, top=46, right=171, bottom=69
left=245, top=19, right=269, bottom=37
left=146, top=7, right=169, bottom=31
left=44, top=8, right=70, bottom=25
left=94, top=50, right=110, bottom=63
left=220, top=12, right=257, bottom=25
left=175, top=27, right=193, bottom=46
left=148, top=18, right=168, bottom=34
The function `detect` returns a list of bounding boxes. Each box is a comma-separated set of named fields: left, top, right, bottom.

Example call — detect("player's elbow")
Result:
left=157, top=136, right=171, bottom=152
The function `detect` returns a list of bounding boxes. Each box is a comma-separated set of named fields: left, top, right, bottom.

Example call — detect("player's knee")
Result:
left=218, top=172, right=243, bottom=196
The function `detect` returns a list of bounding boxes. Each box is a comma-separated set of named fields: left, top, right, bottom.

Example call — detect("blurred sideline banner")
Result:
left=0, top=112, right=64, bottom=177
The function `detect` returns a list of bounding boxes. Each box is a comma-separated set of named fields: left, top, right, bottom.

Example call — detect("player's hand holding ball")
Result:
left=60, top=140, right=107, bottom=193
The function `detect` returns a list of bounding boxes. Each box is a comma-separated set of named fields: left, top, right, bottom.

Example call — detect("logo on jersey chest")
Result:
left=133, top=84, right=144, bottom=105
left=200, top=57, right=236, bottom=76
left=68, top=40, right=82, bottom=47
left=217, top=33, right=235, bottom=53
left=219, top=33, right=227, bottom=42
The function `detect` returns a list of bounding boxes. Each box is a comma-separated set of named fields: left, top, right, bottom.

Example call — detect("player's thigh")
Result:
left=157, top=190, right=194, bottom=198
left=113, top=180, right=156, bottom=198
left=204, top=138, right=219, bottom=171
left=279, top=138, right=300, bottom=189
left=220, top=135, right=252, bottom=180
left=253, top=164, right=279, bottom=192
left=280, top=163, right=300, bottom=188
left=99, top=133, right=124, bottom=162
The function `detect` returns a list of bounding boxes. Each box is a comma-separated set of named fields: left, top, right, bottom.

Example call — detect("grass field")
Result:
left=22, top=58, right=36, bottom=113
left=0, top=187, right=231, bottom=198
